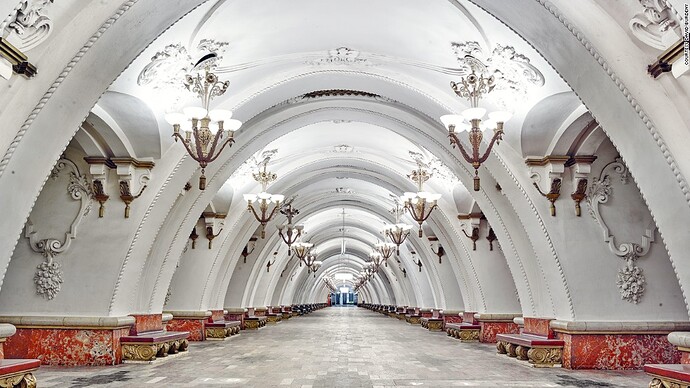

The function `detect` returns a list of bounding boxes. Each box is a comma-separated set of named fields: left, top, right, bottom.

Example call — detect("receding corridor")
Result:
left=34, top=308, right=647, bottom=387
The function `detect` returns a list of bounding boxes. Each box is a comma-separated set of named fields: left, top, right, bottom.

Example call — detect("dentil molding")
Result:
left=24, top=157, right=94, bottom=300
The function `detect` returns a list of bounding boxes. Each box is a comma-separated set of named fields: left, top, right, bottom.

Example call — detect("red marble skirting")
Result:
left=557, top=332, right=681, bottom=369
left=129, top=314, right=162, bottom=335
left=4, top=327, right=130, bottom=366
left=524, top=317, right=555, bottom=338
left=166, top=318, right=205, bottom=341
left=479, top=322, right=519, bottom=343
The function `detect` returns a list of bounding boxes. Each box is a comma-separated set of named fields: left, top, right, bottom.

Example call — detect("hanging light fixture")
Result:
left=383, top=200, right=412, bottom=255
left=304, top=253, right=317, bottom=272
left=243, top=162, right=284, bottom=238
left=292, top=241, right=313, bottom=267
left=166, top=67, right=242, bottom=190
left=310, top=260, right=323, bottom=277
left=441, top=69, right=512, bottom=191
left=369, top=251, right=384, bottom=271
left=277, top=203, right=303, bottom=254
left=375, top=242, right=396, bottom=267
left=401, top=164, right=441, bottom=238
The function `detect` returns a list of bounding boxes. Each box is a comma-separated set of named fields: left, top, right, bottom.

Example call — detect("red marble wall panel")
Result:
left=557, top=333, right=681, bottom=370
left=208, top=310, right=224, bottom=323
left=479, top=322, right=519, bottom=343
left=254, top=309, right=266, bottom=317
left=523, top=317, right=554, bottom=338
left=462, top=312, right=477, bottom=324
left=4, top=327, right=130, bottom=366
left=682, top=352, right=690, bottom=364
left=420, top=311, right=432, bottom=318
left=167, top=319, right=205, bottom=341
left=129, top=314, right=162, bottom=335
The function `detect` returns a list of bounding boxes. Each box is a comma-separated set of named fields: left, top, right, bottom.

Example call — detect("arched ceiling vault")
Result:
left=0, top=0, right=688, bottom=324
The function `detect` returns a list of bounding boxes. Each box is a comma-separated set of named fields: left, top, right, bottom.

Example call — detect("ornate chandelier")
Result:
left=243, top=162, right=284, bottom=239
left=383, top=200, right=412, bottom=255
left=441, top=70, right=512, bottom=191
left=369, top=251, right=384, bottom=271
left=277, top=203, right=303, bottom=254
left=166, top=68, right=242, bottom=190
left=401, top=165, right=441, bottom=237
left=375, top=242, right=396, bottom=267
left=292, top=241, right=313, bottom=267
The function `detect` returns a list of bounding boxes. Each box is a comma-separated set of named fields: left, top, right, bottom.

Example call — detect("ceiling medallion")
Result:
left=138, top=39, right=228, bottom=89
left=333, top=144, right=354, bottom=153
left=334, top=187, right=355, bottom=194
left=307, top=47, right=370, bottom=66
left=451, top=41, right=544, bottom=107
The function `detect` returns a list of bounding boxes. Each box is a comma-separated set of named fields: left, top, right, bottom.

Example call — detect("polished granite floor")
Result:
left=35, top=307, right=650, bottom=387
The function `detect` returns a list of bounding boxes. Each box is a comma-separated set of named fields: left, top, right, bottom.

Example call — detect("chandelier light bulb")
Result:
left=183, top=106, right=208, bottom=120
left=164, top=112, right=186, bottom=126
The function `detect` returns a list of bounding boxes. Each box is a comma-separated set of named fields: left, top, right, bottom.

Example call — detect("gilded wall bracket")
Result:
left=486, top=227, right=497, bottom=251
left=526, top=156, right=568, bottom=217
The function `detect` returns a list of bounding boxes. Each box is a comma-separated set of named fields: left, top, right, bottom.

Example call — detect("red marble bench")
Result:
left=446, top=323, right=481, bottom=342
left=644, top=364, right=690, bottom=387
left=0, top=359, right=40, bottom=387
left=420, top=309, right=444, bottom=332
left=205, top=320, right=241, bottom=339
left=496, top=333, right=564, bottom=367
left=405, top=307, right=421, bottom=325
left=121, top=330, right=190, bottom=362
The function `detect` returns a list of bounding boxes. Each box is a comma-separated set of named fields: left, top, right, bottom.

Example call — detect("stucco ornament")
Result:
left=451, top=41, right=544, bottom=107
left=307, top=47, right=369, bottom=65
left=629, top=0, right=681, bottom=50
left=228, top=149, right=278, bottom=188
left=409, top=151, right=459, bottom=189
left=137, top=39, right=228, bottom=107
left=24, top=158, right=93, bottom=300
left=586, top=158, right=655, bottom=304
left=1, top=0, right=55, bottom=51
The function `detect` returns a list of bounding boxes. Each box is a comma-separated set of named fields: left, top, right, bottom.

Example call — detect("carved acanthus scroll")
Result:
left=2, top=0, right=55, bottom=51
left=25, top=158, right=93, bottom=299
left=629, top=0, right=681, bottom=50
left=587, top=158, right=655, bottom=304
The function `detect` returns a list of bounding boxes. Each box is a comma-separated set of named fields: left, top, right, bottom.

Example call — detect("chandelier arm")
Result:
left=206, top=138, right=236, bottom=164
left=420, top=204, right=439, bottom=222
left=247, top=204, right=264, bottom=223
left=449, top=133, right=474, bottom=164
left=204, top=129, right=224, bottom=161
left=478, top=131, right=504, bottom=164
left=173, top=133, right=200, bottom=160
left=265, top=204, right=281, bottom=224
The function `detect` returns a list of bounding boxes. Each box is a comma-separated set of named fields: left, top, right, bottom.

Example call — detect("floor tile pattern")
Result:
left=35, top=307, right=650, bottom=387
